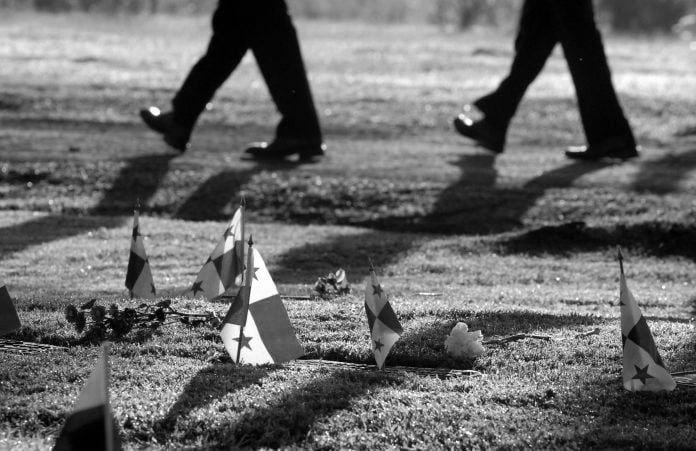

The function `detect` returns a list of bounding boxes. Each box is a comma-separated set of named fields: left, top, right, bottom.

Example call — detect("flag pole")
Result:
left=236, top=235, right=253, bottom=365
left=130, top=199, right=141, bottom=300
left=240, top=196, right=246, bottom=286
left=617, top=246, right=624, bottom=275
left=102, top=342, right=114, bottom=451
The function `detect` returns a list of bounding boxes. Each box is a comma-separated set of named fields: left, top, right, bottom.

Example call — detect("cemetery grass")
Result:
left=1, top=13, right=696, bottom=450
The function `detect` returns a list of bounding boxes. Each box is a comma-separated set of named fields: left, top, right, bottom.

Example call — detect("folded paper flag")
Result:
left=365, top=264, right=403, bottom=370
left=189, top=205, right=245, bottom=300
left=0, top=282, right=21, bottom=336
left=220, top=239, right=303, bottom=365
left=619, top=249, right=675, bottom=392
left=53, top=343, right=121, bottom=451
left=125, top=206, right=156, bottom=299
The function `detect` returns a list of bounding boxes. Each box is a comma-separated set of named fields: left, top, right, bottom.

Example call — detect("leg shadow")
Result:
left=499, top=221, right=696, bottom=261
left=0, top=154, right=174, bottom=259
left=272, top=153, right=610, bottom=284
left=632, top=147, right=696, bottom=194
left=361, top=153, right=609, bottom=235
left=271, top=228, right=421, bottom=284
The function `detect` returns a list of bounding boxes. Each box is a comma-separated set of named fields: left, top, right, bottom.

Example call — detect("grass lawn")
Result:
left=1, top=12, right=696, bottom=450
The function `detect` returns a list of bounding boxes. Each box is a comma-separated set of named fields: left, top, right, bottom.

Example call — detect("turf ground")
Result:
left=1, top=12, right=696, bottom=450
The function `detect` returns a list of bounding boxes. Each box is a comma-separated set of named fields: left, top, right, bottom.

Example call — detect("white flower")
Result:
left=445, top=322, right=484, bottom=359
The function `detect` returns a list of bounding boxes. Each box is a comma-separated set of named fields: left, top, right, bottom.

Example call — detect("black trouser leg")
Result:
left=474, top=0, right=557, bottom=131
left=249, top=0, right=322, bottom=142
left=172, top=2, right=250, bottom=130
left=550, top=0, right=635, bottom=147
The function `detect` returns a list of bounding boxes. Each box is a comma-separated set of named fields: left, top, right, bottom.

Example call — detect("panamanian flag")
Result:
left=53, top=344, right=121, bottom=451
left=189, top=206, right=244, bottom=300
left=365, top=264, right=403, bottom=370
left=0, top=281, right=21, bottom=336
left=619, top=250, right=676, bottom=392
left=220, top=242, right=303, bottom=365
left=125, top=207, right=156, bottom=299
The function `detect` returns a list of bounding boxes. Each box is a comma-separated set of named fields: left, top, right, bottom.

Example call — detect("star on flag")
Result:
left=189, top=205, right=245, bottom=300
left=618, top=248, right=675, bottom=392
left=233, top=330, right=253, bottom=350
left=125, top=206, right=156, bottom=300
left=365, top=263, right=403, bottom=370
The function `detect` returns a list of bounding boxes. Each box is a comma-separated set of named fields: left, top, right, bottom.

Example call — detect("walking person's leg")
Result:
left=244, top=0, right=325, bottom=161
left=141, top=2, right=251, bottom=152
left=551, top=0, right=638, bottom=160
left=454, top=0, right=557, bottom=153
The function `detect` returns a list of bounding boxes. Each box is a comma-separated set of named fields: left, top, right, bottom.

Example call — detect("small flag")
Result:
left=0, top=282, right=21, bottom=336
left=125, top=205, right=156, bottom=299
left=618, top=249, right=676, bottom=392
left=365, top=263, right=403, bottom=370
left=54, top=343, right=121, bottom=451
left=220, top=239, right=303, bottom=365
left=189, top=206, right=244, bottom=300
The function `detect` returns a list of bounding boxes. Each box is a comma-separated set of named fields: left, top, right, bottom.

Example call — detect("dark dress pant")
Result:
left=474, top=0, right=635, bottom=147
left=172, top=0, right=322, bottom=142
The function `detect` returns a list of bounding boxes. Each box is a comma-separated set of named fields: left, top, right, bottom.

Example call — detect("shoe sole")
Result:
left=245, top=152, right=324, bottom=162
left=565, top=151, right=639, bottom=161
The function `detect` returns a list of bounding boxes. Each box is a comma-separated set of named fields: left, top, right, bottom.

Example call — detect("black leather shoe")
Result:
left=140, top=107, right=191, bottom=153
left=453, top=113, right=505, bottom=154
left=244, top=138, right=326, bottom=162
left=565, top=138, right=639, bottom=161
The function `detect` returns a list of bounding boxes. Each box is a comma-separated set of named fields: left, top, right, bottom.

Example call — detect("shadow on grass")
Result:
left=272, top=229, right=421, bottom=284
left=388, top=309, right=605, bottom=369
left=0, top=154, right=307, bottom=261
left=293, top=308, right=604, bottom=370
left=0, top=154, right=174, bottom=259
left=573, top=367, right=696, bottom=449
left=174, top=160, right=300, bottom=220
left=570, top=293, right=696, bottom=448
left=152, top=364, right=401, bottom=449
left=359, top=153, right=610, bottom=234
left=214, top=369, right=403, bottom=449
left=632, top=147, right=696, bottom=194
left=498, top=221, right=696, bottom=261
left=153, top=363, right=270, bottom=443
left=271, top=153, right=610, bottom=283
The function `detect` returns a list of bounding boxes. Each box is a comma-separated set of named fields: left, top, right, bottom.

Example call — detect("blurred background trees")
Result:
left=2, top=0, right=694, bottom=33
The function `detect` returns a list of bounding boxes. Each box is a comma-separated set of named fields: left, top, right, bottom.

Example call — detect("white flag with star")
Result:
left=189, top=206, right=244, bottom=300
left=220, top=244, right=303, bottom=365
left=125, top=208, right=156, bottom=299
left=365, top=265, right=403, bottom=370
left=619, top=252, right=675, bottom=392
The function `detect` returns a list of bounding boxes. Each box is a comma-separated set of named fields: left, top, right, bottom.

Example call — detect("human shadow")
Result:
left=174, top=160, right=300, bottom=220
left=0, top=154, right=174, bottom=259
left=359, top=153, right=609, bottom=235
left=273, top=153, right=610, bottom=282
left=92, top=154, right=176, bottom=214
left=272, top=228, right=422, bottom=284
left=499, top=221, right=696, bottom=261
left=153, top=362, right=270, bottom=444
left=0, top=152, right=307, bottom=261
left=632, top=147, right=696, bottom=194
